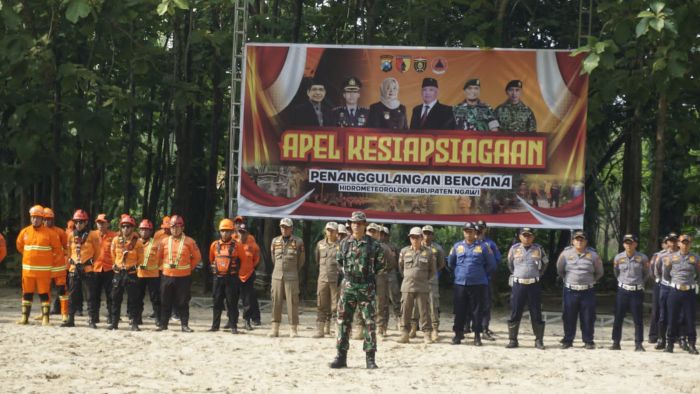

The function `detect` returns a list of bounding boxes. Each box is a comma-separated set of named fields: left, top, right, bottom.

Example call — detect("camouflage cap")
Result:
left=381, top=226, right=390, bottom=234
left=325, top=221, right=338, bottom=231
left=280, top=218, right=293, bottom=227
left=409, top=227, right=423, bottom=236
left=367, top=223, right=381, bottom=232
left=337, top=224, right=348, bottom=234
left=506, top=80, right=523, bottom=90
left=464, top=78, right=480, bottom=89
left=422, top=225, right=434, bottom=233
left=349, top=211, right=367, bottom=223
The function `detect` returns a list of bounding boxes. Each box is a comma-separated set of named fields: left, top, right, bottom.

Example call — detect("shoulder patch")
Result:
left=457, top=245, right=465, bottom=254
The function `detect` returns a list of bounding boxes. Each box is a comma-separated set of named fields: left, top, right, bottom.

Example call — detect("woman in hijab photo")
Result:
left=368, top=77, right=408, bottom=129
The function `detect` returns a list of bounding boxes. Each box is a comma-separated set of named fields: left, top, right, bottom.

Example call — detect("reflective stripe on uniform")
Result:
left=24, top=245, right=53, bottom=251
left=168, top=264, right=191, bottom=271
left=22, top=264, right=53, bottom=271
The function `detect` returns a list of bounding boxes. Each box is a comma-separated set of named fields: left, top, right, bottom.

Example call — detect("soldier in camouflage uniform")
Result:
left=495, top=80, right=537, bottom=132
left=330, top=211, right=385, bottom=369
left=453, top=79, right=499, bottom=131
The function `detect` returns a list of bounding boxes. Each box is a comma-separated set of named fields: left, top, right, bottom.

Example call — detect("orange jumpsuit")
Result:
left=16, top=225, right=63, bottom=317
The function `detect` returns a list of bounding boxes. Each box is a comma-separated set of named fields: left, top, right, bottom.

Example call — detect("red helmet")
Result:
left=139, top=219, right=154, bottom=230
left=119, top=215, right=136, bottom=227
left=161, top=216, right=171, bottom=229
left=72, top=209, right=89, bottom=221
left=29, top=205, right=45, bottom=217
left=169, top=215, right=184, bottom=227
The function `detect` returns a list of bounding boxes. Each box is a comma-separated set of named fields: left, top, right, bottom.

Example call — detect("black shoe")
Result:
left=181, top=325, right=194, bottom=333
left=330, top=350, right=348, bottom=369
left=451, top=336, right=462, bottom=345
left=560, top=342, right=573, bottom=349
left=223, top=321, right=232, bottom=329
left=107, top=323, right=118, bottom=330
left=664, top=343, right=674, bottom=353
left=231, top=327, right=239, bottom=334
left=253, top=320, right=261, bottom=326
left=655, top=340, right=666, bottom=350
left=482, top=329, right=496, bottom=341
left=474, top=333, right=482, bottom=347
left=208, top=327, right=219, bottom=332
left=88, top=321, right=97, bottom=329
left=156, top=325, right=168, bottom=332
left=584, top=342, right=596, bottom=350
left=680, top=338, right=689, bottom=351
left=130, top=324, right=140, bottom=332
left=245, top=320, right=253, bottom=330
left=60, top=316, right=75, bottom=328
left=535, top=339, right=545, bottom=350
left=635, top=344, right=645, bottom=352
left=647, top=337, right=658, bottom=344
left=366, top=351, right=378, bottom=369
left=688, top=345, right=698, bottom=355
left=609, top=342, right=621, bottom=350
left=505, top=340, right=518, bottom=349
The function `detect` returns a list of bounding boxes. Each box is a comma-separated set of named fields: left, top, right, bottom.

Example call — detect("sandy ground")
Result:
left=0, top=287, right=698, bottom=394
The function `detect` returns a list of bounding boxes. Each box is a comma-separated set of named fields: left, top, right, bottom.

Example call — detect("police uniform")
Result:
left=556, top=232, right=603, bottom=348
left=398, top=230, right=436, bottom=343
left=661, top=238, right=699, bottom=354
left=453, top=79, right=499, bottom=131
left=655, top=233, right=679, bottom=349
left=506, top=228, right=547, bottom=349
left=447, top=222, right=497, bottom=345
left=270, top=219, right=305, bottom=335
left=315, top=222, right=340, bottom=337
left=331, top=211, right=384, bottom=369
left=647, top=247, right=666, bottom=344
left=495, top=80, right=536, bottom=132
left=610, top=235, right=649, bottom=350
left=478, top=230, right=501, bottom=339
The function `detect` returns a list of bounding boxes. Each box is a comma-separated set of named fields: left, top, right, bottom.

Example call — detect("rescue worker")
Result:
left=43, top=207, right=69, bottom=322
left=330, top=211, right=384, bottom=369
left=661, top=234, right=699, bottom=354
left=65, top=219, right=85, bottom=316
left=153, top=216, right=171, bottom=243
left=233, top=215, right=257, bottom=243
left=314, top=222, right=340, bottom=338
left=208, top=218, right=245, bottom=333
left=237, top=223, right=261, bottom=330
left=156, top=215, right=201, bottom=332
left=556, top=230, right=604, bottom=349
left=505, top=227, right=547, bottom=349
left=654, top=232, right=680, bottom=350
left=412, top=225, right=445, bottom=339
left=62, top=209, right=101, bottom=327
left=476, top=220, right=501, bottom=340
left=397, top=227, right=437, bottom=344
left=91, top=213, right=117, bottom=324
left=0, top=232, right=6, bottom=264
left=448, top=222, right=496, bottom=346
left=269, top=218, right=305, bottom=338
left=135, top=219, right=161, bottom=328
left=109, top=214, right=144, bottom=330
left=610, top=234, right=649, bottom=351
left=16, top=205, right=63, bottom=325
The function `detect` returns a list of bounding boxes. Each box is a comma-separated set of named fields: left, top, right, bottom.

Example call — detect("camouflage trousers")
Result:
left=336, top=280, right=377, bottom=352
left=353, top=272, right=389, bottom=330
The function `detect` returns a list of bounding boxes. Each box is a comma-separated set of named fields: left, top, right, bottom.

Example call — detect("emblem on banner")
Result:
left=396, top=55, right=412, bottom=72
left=380, top=55, right=393, bottom=72
left=414, top=57, right=427, bottom=72
left=431, top=57, right=448, bottom=74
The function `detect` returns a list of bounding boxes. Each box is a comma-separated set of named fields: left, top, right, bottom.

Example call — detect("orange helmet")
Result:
left=139, top=219, right=153, bottom=230
left=161, top=216, right=171, bottom=229
left=72, top=209, right=89, bottom=221
left=219, top=218, right=235, bottom=231
left=234, top=215, right=245, bottom=223
left=169, top=215, right=184, bottom=227
left=43, top=207, right=55, bottom=219
left=29, top=205, right=45, bottom=217
left=119, top=215, right=136, bottom=227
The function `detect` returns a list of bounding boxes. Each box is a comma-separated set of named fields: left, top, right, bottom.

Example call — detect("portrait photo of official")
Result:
left=453, top=78, right=499, bottom=131
left=368, top=77, right=408, bottom=129
left=409, top=78, right=455, bottom=130
left=495, top=80, right=537, bottom=132
left=331, top=76, right=369, bottom=128
left=290, top=78, right=333, bottom=127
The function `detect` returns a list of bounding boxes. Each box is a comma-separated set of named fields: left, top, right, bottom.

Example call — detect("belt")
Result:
left=660, top=280, right=671, bottom=286
left=565, top=283, right=594, bottom=291
left=670, top=283, right=697, bottom=291
left=513, top=277, right=538, bottom=285
left=618, top=282, right=644, bottom=291
left=655, top=278, right=660, bottom=284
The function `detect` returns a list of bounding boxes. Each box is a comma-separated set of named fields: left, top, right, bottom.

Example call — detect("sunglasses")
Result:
left=74, top=220, right=86, bottom=224
left=681, top=240, right=690, bottom=244
left=121, top=225, right=133, bottom=228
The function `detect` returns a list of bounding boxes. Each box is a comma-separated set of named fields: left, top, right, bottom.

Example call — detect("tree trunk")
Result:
left=618, top=106, right=642, bottom=248
left=291, top=0, right=303, bottom=42
left=124, top=62, right=136, bottom=212
left=647, top=92, right=667, bottom=256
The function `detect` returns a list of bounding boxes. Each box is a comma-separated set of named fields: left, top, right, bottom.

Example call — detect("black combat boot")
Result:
left=61, top=314, right=75, bottom=327
left=366, top=351, right=378, bottom=369
left=505, top=322, right=519, bottom=348
left=474, top=332, right=482, bottom=346
left=209, top=309, right=222, bottom=332
left=329, top=350, right=348, bottom=369
left=664, top=341, right=674, bottom=353
left=680, top=337, right=689, bottom=351
left=656, top=326, right=667, bottom=349
left=689, top=344, right=699, bottom=355
left=245, top=319, right=253, bottom=330
left=635, top=343, right=645, bottom=352
left=88, top=313, right=98, bottom=329
left=609, top=341, right=621, bottom=350
left=533, top=321, right=546, bottom=350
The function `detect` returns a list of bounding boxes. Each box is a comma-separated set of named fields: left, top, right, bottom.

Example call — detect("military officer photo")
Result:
left=556, top=230, right=603, bottom=349
left=330, top=211, right=384, bottom=369
left=409, top=78, right=455, bottom=130
left=505, top=227, right=547, bottom=350
left=453, top=78, right=499, bottom=131
left=291, top=78, right=333, bottom=127
left=268, top=218, right=305, bottom=338
left=495, top=80, right=537, bottom=132
left=331, top=76, right=369, bottom=127
left=610, top=234, right=649, bottom=351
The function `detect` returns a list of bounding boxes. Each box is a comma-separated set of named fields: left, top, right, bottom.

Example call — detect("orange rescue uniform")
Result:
left=68, top=231, right=101, bottom=272
left=239, top=237, right=261, bottom=283
left=158, top=235, right=201, bottom=277
left=93, top=230, right=117, bottom=272
left=111, top=233, right=145, bottom=272
left=48, top=226, right=69, bottom=283
left=16, top=225, right=63, bottom=294
left=138, top=237, right=160, bottom=278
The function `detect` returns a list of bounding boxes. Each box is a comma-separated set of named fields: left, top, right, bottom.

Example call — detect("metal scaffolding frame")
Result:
left=227, top=0, right=249, bottom=216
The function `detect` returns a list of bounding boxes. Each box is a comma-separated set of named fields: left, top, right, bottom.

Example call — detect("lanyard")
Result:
left=167, top=236, right=186, bottom=267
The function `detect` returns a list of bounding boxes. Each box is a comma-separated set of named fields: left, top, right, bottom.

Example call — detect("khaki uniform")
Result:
left=316, top=238, right=340, bottom=323
left=399, top=245, right=436, bottom=333
left=270, top=235, right=305, bottom=324
left=413, top=241, right=445, bottom=330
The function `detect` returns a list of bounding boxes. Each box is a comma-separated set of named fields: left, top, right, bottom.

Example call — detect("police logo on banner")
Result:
left=380, top=55, right=393, bottom=72
left=413, top=57, right=427, bottom=72
left=396, top=55, right=412, bottom=73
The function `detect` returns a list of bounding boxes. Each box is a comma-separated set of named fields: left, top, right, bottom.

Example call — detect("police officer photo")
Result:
left=331, top=76, right=369, bottom=127
left=447, top=222, right=497, bottom=346
left=556, top=230, right=603, bottom=349
left=495, top=80, right=537, bottom=132
left=505, top=227, right=547, bottom=349
left=409, top=78, right=455, bottom=130
left=610, top=234, right=648, bottom=351
left=453, top=79, right=499, bottom=131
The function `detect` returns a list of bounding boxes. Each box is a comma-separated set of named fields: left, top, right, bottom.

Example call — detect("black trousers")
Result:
left=90, top=271, right=113, bottom=322
left=611, top=288, right=644, bottom=344
left=213, top=275, right=241, bottom=329
left=160, top=275, right=191, bottom=327
left=453, top=284, right=487, bottom=335
left=482, top=280, right=493, bottom=329
left=648, top=282, right=660, bottom=342
left=667, top=288, right=697, bottom=345
left=111, top=271, right=138, bottom=325
left=135, top=276, right=161, bottom=323
left=240, top=272, right=261, bottom=322
left=68, top=270, right=93, bottom=315
left=508, top=282, right=543, bottom=324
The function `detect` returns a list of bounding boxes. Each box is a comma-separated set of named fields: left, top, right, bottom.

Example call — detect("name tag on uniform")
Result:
left=531, top=250, right=540, bottom=258
left=514, top=249, right=523, bottom=257
left=421, top=251, right=428, bottom=257
left=672, top=255, right=680, bottom=262
left=634, top=256, right=642, bottom=262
